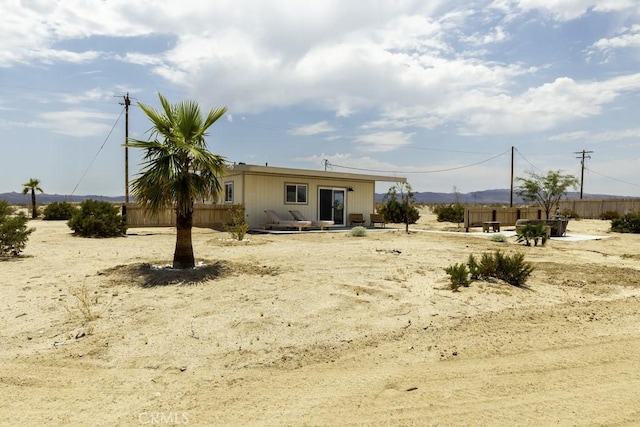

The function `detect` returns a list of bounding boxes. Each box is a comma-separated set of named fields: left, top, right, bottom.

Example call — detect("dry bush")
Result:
left=64, top=284, right=112, bottom=321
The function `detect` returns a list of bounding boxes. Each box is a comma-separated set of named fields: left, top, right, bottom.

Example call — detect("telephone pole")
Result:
left=510, top=146, right=514, bottom=207
left=574, top=150, right=593, bottom=199
left=122, top=93, right=131, bottom=203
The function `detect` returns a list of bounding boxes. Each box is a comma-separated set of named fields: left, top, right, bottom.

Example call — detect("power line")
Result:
left=70, top=107, right=125, bottom=196
left=514, top=148, right=545, bottom=173
left=326, top=148, right=510, bottom=174
left=586, top=167, right=640, bottom=188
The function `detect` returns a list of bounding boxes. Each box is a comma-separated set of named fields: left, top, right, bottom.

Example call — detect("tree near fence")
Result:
left=127, top=93, right=227, bottom=269
left=516, top=170, right=579, bottom=219
left=379, top=182, right=420, bottom=233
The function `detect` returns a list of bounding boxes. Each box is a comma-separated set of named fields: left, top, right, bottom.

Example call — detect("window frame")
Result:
left=284, top=183, right=308, bottom=205
left=224, top=181, right=234, bottom=203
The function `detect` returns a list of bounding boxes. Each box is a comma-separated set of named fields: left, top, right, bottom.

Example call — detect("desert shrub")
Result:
left=444, top=263, right=470, bottom=291
left=432, top=203, right=464, bottom=223
left=43, top=201, right=78, bottom=220
left=1, top=202, right=16, bottom=216
left=493, top=251, right=534, bottom=287
left=611, top=212, right=640, bottom=234
left=489, top=233, right=507, bottom=242
left=477, top=252, right=498, bottom=279
left=467, top=254, right=480, bottom=280
left=0, top=200, right=35, bottom=256
left=599, top=210, right=620, bottom=221
left=516, top=223, right=547, bottom=246
left=63, top=283, right=112, bottom=321
left=560, top=209, right=579, bottom=219
left=350, top=226, right=367, bottom=237
left=225, top=204, right=249, bottom=241
left=465, top=250, right=533, bottom=287
left=67, top=199, right=127, bottom=237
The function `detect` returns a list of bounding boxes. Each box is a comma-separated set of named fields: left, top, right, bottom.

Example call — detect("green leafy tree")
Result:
left=127, top=93, right=227, bottom=269
left=22, top=178, right=43, bottom=219
left=379, top=183, right=420, bottom=233
left=516, top=170, right=579, bottom=219
left=0, top=200, right=35, bottom=256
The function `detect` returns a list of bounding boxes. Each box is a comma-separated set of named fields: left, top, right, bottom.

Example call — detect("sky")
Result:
left=1, top=0, right=640, bottom=198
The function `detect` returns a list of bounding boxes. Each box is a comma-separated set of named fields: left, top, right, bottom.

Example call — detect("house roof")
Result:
left=225, top=163, right=406, bottom=183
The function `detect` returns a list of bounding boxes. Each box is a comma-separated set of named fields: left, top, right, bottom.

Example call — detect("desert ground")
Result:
left=1, top=208, right=639, bottom=426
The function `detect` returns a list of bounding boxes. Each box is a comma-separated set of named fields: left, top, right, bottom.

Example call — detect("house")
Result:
left=220, top=163, right=406, bottom=229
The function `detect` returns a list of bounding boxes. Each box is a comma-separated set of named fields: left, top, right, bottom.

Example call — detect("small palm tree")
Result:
left=22, top=178, right=44, bottom=219
left=127, top=93, right=227, bottom=269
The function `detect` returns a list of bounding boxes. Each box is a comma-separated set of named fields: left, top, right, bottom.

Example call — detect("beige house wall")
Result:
left=229, top=173, right=378, bottom=228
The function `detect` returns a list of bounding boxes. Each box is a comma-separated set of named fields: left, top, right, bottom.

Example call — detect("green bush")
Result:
left=599, top=210, right=620, bottom=221
left=493, top=251, right=533, bottom=287
left=465, top=250, right=533, bottom=287
left=0, top=200, right=35, bottom=256
left=225, top=204, right=249, bottom=241
left=489, top=233, right=507, bottom=242
left=444, top=263, right=470, bottom=291
left=67, top=199, right=127, bottom=237
left=350, top=226, right=367, bottom=237
left=516, top=223, right=548, bottom=246
left=432, top=203, right=465, bottom=223
left=611, top=212, right=640, bottom=233
left=43, top=201, right=78, bottom=220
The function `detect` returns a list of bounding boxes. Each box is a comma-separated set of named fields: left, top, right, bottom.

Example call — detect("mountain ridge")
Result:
left=2, top=189, right=634, bottom=206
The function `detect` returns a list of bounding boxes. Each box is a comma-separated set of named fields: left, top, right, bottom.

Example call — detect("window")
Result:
left=285, top=183, right=307, bottom=204
left=224, top=182, right=234, bottom=203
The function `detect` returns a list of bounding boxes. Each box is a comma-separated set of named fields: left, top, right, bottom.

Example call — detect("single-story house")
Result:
left=220, top=163, right=406, bottom=229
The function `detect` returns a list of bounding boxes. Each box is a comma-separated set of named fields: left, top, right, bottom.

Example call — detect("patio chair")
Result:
left=263, top=210, right=312, bottom=231
left=348, top=213, right=366, bottom=227
left=369, top=213, right=386, bottom=228
left=289, top=210, right=335, bottom=230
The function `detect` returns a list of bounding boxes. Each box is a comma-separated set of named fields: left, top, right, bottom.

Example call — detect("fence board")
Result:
left=558, top=199, right=640, bottom=219
left=123, top=203, right=233, bottom=229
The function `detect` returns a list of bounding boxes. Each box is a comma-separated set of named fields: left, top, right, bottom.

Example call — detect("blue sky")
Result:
left=2, top=0, right=640, bottom=197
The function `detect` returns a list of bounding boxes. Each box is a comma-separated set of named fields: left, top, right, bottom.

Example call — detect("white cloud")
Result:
left=588, top=24, right=640, bottom=61
left=35, top=110, right=117, bottom=137
left=550, top=128, right=640, bottom=143
left=514, top=0, right=638, bottom=21
left=354, top=131, right=414, bottom=152
left=289, top=121, right=336, bottom=136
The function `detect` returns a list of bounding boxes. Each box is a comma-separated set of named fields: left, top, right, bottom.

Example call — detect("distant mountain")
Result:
left=0, top=192, right=126, bottom=204
left=2, top=189, right=632, bottom=206
left=375, top=189, right=633, bottom=204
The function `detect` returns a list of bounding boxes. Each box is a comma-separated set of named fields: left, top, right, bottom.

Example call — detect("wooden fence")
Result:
left=463, top=199, right=640, bottom=228
left=123, top=203, right=233, bottom=229
left=465, top=207, right=544, bottom=232
left=557, top=199, right=640, bottom=219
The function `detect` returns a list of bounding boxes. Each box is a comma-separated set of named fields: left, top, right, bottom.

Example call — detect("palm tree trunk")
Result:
left=173, top=209, right=195, bottom=269
left=31, top=189, right=37, bottom=219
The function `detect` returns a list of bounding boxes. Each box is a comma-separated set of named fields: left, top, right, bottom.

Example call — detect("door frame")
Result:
left=318, top=187, right=346, bottom=225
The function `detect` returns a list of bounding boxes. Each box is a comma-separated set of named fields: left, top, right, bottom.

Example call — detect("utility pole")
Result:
left=574, top=149, right=593, bottom=200
left=122, top=93, right=131, bottom=203
left=510, top=146, right=514, bottom=207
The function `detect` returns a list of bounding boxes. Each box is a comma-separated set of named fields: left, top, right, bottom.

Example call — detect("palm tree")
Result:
left=127, top=93, right=227, bottom=269
left=22, top=178, right=44, bottom=219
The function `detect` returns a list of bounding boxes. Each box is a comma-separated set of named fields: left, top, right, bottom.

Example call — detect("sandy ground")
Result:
left=1, top=208, right=640, bottom=426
